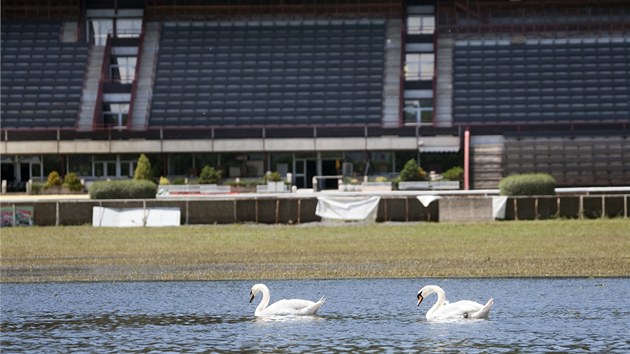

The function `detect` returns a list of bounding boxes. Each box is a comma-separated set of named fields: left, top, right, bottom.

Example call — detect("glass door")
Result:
left=294, top=159, right=307, bottom=189
left=293, top=159, right=318, bottom=189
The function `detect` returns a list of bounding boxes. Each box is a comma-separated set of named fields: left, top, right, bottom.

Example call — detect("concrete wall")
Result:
left=504, top=195, right=629, bottom=220
left=439, top=197, right=494, bottom=222
left=377, top=197, right=438, bottom=222
left=2, top=195, right=627, bottom=226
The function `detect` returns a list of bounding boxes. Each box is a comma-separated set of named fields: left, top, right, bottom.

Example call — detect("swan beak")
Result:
left=249, top=292, right=255, bottom=303
left=417, top=293, right=424, bottom=306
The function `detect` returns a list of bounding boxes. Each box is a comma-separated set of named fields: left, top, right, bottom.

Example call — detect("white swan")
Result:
left=416, top=285, right=493, bottom=321
left=249, top=283, right=325, bottom=317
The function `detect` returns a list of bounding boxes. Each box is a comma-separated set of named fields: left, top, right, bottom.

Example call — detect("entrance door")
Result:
left=20, top=162, right=30, bottom=182
left=320, top=159, right=339, bottom=190
left=1, top=163, right=15, bottom=190
left=294, top=159, right=317, bottom=189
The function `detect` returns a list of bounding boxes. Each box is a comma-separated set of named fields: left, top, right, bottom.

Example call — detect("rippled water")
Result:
left=1, top=278, right=629, bottom=352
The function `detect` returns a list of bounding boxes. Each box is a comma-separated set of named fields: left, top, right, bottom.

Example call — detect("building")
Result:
left=1, top=0, right=629, bottom=192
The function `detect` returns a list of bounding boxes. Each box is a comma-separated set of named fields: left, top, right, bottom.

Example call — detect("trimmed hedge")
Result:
left=499, top=173, right=556, bottom=196
left=89, top=180, right=157, bottom=199
left=442, top=166, right=464, bottom=181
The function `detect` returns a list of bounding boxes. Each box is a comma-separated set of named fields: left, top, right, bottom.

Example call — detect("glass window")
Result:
left=270, top=153, right=293, bottom=174
left=119, top=155, right=137, bottom=177
left=107, top=162, right=116, bottom=177
left=405, top=54, right=434, bottom=81
left=407, top=16, right=435, bottom=34
left=170, top=154, right=193, bottom=176
left=102, top=103, right=129, bottom=128
left=121, top=162, right=131, bottom=177
left=43, top=155, right=63, bottom=176
left=110, top=57, right=137, bottom=84
left=89, top=19, right=113, bottom=46
left=371, top=151, right=392, bottom=174
left=95, top=163, right=104, bottom=177
left=343, top=151, right=369, bottom=177
left=31, top=163, right=41, bottom=179
left=295, top=161, right=304, bottom=174
left=116, top=18, right=142, bottom=38
left=404, top=99, right=433, bottom=125
left=68, top=155, right=92, bottom=176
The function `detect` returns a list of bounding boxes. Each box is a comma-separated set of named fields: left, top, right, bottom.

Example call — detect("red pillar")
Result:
left=464, top=127, right=470, bottom=190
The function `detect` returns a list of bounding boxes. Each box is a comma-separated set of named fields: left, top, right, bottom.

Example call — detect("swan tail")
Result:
left=299, top=297, right=325, bottom=315
left=472, top=298, right=494, bottom=319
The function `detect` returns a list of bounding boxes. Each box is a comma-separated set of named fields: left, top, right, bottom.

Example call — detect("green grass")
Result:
left=1, top=219, right=629, bottom=282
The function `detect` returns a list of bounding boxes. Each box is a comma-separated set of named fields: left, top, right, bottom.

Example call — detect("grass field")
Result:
left=1, top=219, right=629, bottom=282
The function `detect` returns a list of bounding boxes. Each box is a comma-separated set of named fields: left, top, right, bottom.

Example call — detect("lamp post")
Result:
left=404, top=101, right=431, bottom=168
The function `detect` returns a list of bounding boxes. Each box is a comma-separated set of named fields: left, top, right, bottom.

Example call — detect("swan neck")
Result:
left=255, top=285, right=271, bottom=316
left=427, top=287, right=446, bottom=318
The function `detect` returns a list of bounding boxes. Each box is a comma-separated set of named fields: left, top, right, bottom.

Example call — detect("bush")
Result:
left=198, top=165, right=222, bottom=184
left=265, top=171, right=282, bottom=182
left=63, top=172, right=83, bottom=191
left=30, top=182, right=44, bottom=194
left=228, top=178, right=263, bottom=187
left=442, top=166, right=464, bottom=181
left=89, top=180, right=157, bottom=199
left=499, top=173, right=556, bottom=196
left=159, top=176, right=170, bottom=185
left=172, top=177, right=186, bottom=185
left=399, top=159, right=427, bottom=181
left=44, top=171, right=62, bottom=188
left=133, top=154, right=152, bottom=181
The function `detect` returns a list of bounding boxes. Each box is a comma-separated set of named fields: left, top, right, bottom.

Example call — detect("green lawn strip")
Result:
left=1, top=219, right=628, bottom=282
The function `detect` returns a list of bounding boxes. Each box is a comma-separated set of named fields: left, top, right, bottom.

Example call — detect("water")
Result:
left=1, top=278, right=629, bottom=352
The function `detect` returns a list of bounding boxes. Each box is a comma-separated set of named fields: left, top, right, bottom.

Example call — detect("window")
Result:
left=407, top=16, right=435, bottom=34
left=110, top=57, right=137, bottom=84
left=169, top=154, right=193, bottom=176
left=68, top=155, right=92, bottom=176
left=116, top=18, right=142, bottom=38
left=405, top=53, right=434, bottom=81
left=102, top=103, right=129, bottom=128
left=93, top=155, right=117, bottom=177
left=120, top=161, right=135, bottom=177
left=404, top=99, right=433, bottom=125
left=89, top=19, right=113, bottom=46
left=88, top=18, right=141, bottom=45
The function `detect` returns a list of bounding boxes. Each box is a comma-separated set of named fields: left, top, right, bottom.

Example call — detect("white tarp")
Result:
left=92, top=207, right=181, bottom=227
left=315, top=196, right=381, bottom=222
left=492, top=196, right=508, bottom=220
left=417, top=195, right=441, bottom=207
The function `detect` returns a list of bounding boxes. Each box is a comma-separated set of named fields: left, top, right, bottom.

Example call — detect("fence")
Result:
left=2, top=192, right=628, bottom=226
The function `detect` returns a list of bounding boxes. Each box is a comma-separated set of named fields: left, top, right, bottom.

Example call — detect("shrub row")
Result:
left=89, top=180, right=157, bottom=199
left=499, top=173, right=556, bottom=196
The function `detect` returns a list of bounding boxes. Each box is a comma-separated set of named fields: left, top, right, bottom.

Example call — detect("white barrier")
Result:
left=315, top=196, right=381, bottom=222
left=92, top=207, right=180, bottom=227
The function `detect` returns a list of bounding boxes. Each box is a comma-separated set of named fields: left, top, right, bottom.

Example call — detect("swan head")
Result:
left=416, top=292, right=424, bottom=306
left=249, top=283, right=265, bottom=303
left=416, top=285, right=440, bottom=306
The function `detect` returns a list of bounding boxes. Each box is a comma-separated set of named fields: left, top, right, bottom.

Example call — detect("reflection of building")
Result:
left=1, top=0, right=628, bottom=192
